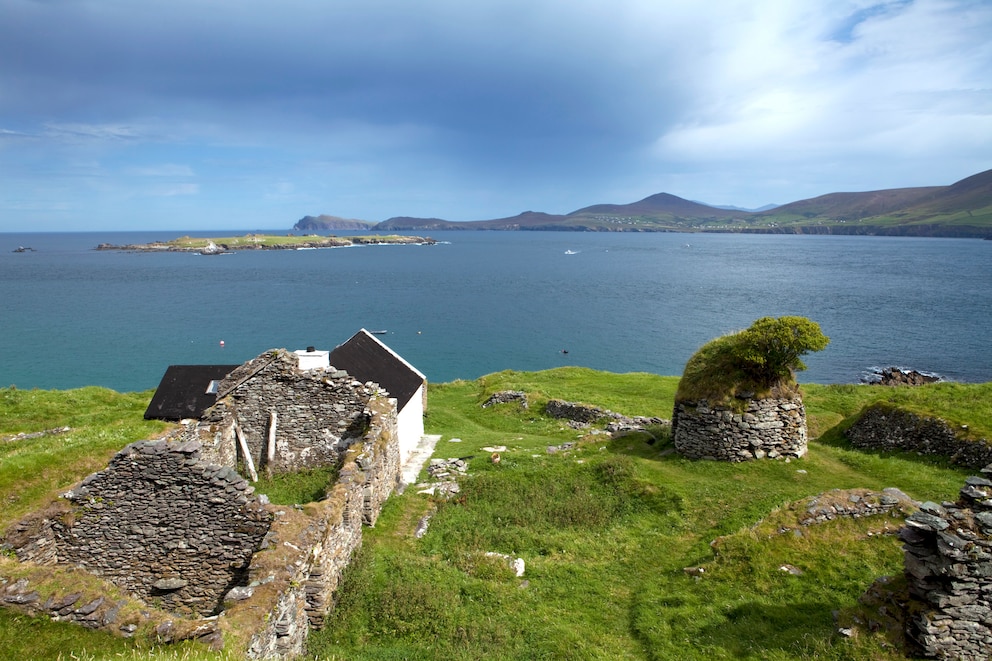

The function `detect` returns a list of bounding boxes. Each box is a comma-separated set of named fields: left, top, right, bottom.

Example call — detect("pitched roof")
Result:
left=329, top=329, right=426, bottom=410
left=144, top=364, right=240, bottom=420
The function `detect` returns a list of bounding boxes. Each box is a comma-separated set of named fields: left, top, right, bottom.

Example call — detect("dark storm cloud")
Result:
left=0, top=0, right=989, bottom=230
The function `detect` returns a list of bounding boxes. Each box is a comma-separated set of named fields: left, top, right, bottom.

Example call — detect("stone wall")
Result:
left=672, top=395, right=808, bottom=461
left=8, top=438, right=271, bottom=617
left=247, top=393, right=400, bottom=658
left=214, top=350, right=380, bottom=474
left=3, top=349, right=408, bottom=658
left=846, top=403, right=992, bottom=469
left=900, top=475, right=992, bottom=659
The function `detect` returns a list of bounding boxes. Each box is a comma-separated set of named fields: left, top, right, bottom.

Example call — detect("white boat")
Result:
left=564, top=249, right=579, bottom=255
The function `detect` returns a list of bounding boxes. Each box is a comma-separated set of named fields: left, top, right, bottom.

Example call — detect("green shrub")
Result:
left=677, top=316, right=829, bottom=404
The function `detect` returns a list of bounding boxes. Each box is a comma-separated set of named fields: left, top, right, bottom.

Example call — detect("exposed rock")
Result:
left=863, top=367, right=942, bottom=386
left=482, top=391, right=528, bottom=408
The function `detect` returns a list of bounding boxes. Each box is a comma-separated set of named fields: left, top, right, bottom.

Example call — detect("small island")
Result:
left=95, top=233, right=436, bottom=254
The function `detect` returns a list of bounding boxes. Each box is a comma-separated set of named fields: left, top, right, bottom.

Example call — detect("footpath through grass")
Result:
left=1, top=372, right=990, bottom=659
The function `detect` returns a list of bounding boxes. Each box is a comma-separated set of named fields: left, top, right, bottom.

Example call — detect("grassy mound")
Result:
left=675, top=317, right=828, bottom=407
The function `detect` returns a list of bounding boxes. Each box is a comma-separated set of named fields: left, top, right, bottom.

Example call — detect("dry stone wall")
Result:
left=247, top=393, right=400, bottom=658
left=846, top=403, right=992, bottom=469
left=3, top=348, right=409, bottom=658
left=900, top=474, right=992, bottom=659
left=672, top=395, right=808, bottom=461
left=9, top=438, right=271, bottom=617
left=214, top=350, right=380, bottom=473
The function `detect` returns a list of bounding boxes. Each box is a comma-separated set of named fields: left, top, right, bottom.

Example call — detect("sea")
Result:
left=1, top=230, right=990, bottom=393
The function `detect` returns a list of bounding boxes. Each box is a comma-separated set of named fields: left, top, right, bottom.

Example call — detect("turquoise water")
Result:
left=1, top=230, right=990, bottom=392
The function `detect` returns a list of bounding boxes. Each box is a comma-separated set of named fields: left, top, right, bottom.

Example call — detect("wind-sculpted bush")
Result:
left=677, top=316, right=829, bottom=405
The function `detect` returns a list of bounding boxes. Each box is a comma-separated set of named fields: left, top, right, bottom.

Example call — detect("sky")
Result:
left=1, top=0, right=990, bottom=232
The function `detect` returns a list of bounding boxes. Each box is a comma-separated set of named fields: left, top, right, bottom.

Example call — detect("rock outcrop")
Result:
left=864, top=367, right=942, bottom=386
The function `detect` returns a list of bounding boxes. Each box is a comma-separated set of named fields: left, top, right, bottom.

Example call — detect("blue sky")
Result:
left=1, top=0, right=990, bottom=231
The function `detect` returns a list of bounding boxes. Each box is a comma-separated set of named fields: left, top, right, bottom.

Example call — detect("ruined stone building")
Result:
left=4, top=330, right=428, bottom=657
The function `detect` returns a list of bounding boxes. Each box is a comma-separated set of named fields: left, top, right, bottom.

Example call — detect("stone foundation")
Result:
left=846, top=403, right=992, bottom=469
left=672, top=394, right=807, bottom=461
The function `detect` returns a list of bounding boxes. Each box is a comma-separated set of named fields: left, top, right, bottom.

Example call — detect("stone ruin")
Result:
left=840, top=402, right=992, bottom=658
left=846, top=404, right=992, bottom=470
left=900, top=474, right=992, bottom=660
left=6, top=439, right=271, bottom=617
left=2, top=348, right=407, bottom=658
left=672, top=393, right=808, bottom=461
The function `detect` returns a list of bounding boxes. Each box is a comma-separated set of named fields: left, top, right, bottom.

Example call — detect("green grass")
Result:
left=253, top=466, right=338, bottom=505
left=309, top=371, right=983, bottom=660
left=2, top=373, right=990, bottom=659
left=167, top=234, right=419, bottom=249
left=0, top=387, right=169, bottom=531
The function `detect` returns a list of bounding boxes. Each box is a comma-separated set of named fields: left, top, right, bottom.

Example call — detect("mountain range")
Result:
left=293, top=168, right=992, bottom=238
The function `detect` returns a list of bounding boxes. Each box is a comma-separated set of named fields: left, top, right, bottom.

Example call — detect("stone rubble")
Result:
left=800, top=488, right=916, bottom=526
left=544, top=398, right=668, bottom=434
left=897, top=473, right=992, bottom=660
left=1, top=426, right=71, bottom=443
left=482, top=391, right=529, bottom=408
left=415, top=457, right=469, bottom=497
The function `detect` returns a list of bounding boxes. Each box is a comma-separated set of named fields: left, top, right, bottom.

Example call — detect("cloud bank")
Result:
left=1, top=0, right=989, bottom=230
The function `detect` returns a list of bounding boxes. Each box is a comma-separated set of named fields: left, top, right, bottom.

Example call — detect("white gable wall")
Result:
left=396, top=383, right=426, bottom=465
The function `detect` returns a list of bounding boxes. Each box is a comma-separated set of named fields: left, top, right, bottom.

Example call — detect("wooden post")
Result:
left=266, top=410, right=277, bottom=477
left=234, top=421, right=258, bottom=483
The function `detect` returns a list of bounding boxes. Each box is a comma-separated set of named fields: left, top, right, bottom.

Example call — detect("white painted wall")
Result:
left=294, top=349, right=329, bottom=370
left=396, top=383, right=426, bottom=464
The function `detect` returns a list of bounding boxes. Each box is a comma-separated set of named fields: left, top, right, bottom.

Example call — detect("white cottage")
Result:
left=146, top=331, right=428, bottom=467
left=329, top=329, right=427, bottom=465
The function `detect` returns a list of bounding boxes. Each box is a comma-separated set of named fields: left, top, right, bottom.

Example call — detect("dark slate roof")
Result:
left=329, top=329, right=426, bottom=410
left=144, top=364, right=240, bottom=420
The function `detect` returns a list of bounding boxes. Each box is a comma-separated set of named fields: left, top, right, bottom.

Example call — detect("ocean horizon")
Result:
left=2, top=229, right=990, bottom=393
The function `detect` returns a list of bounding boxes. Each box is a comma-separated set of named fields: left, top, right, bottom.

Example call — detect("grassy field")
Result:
left=169, top=234, right=420, bottom=249
left=2, top=372, right=990, bottom=659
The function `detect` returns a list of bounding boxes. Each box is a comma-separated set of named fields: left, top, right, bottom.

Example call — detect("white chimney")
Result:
left=294, top=346, right=330, bottom=370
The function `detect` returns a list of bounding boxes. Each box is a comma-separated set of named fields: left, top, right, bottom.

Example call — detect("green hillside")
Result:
left=3, top=372, right=992, bottom=659
left=370, top=168, right=992, bottom=236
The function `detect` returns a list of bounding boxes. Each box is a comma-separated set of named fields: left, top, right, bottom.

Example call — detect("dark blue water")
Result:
left=1, top=230, right=989, bottom=392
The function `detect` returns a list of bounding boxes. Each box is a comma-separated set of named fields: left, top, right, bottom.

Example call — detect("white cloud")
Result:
left=650, top=0, right=992, bottom=194
left=0, top=0, right=989, bottom=228
left=43, top=123, right=143, bottom=142
left=127, top=164, right=195, bottom=177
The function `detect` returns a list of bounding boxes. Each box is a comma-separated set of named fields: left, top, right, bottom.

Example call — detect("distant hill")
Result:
left=294, top=215, right=374, bottom=231
left=703, top=203, right=780, bottom=212
left=751, top=168, right=992, bottom=237
left=754, top=187, right=944, bottom=222
left=307, top=168, right=992, bottom=237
